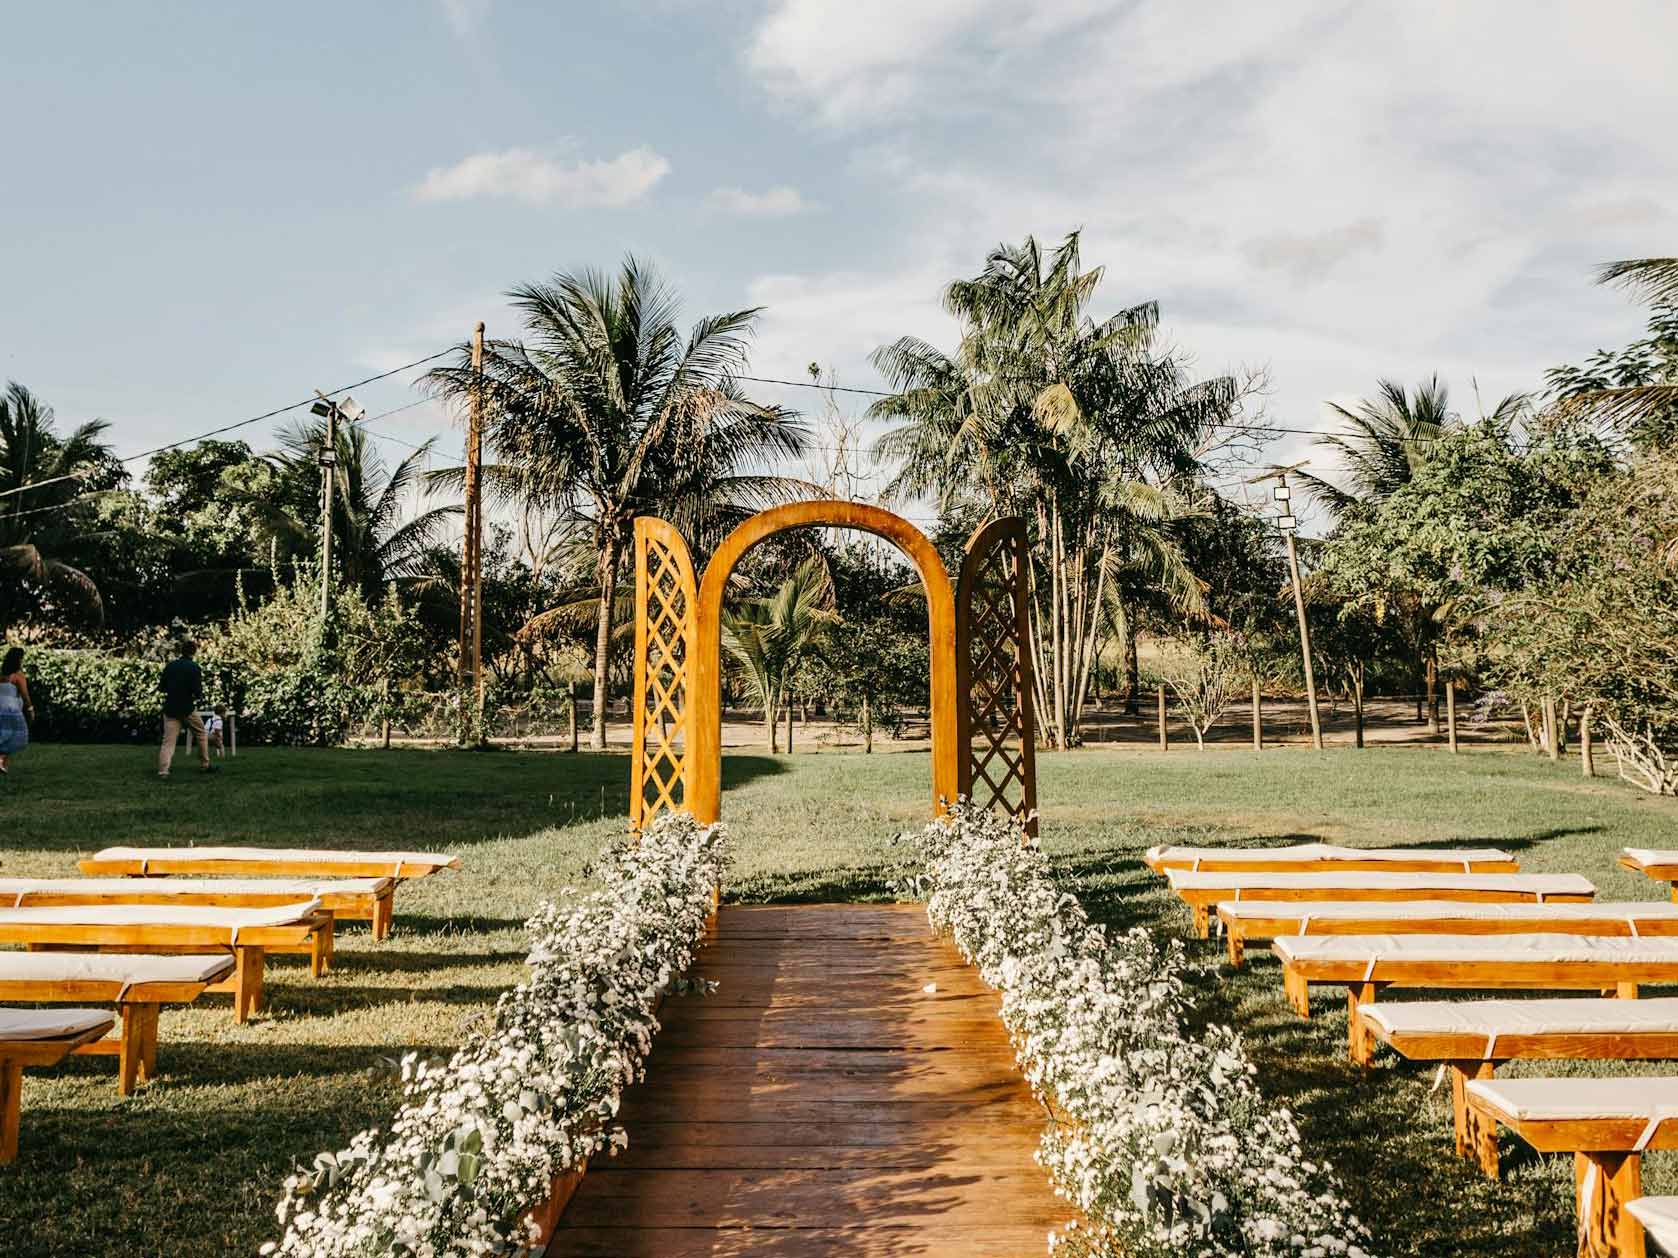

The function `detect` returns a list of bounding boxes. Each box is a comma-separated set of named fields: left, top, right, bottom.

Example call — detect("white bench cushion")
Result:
left=0, top=877, right=389, bottom=902
left=1626, top=849, right=1678, bottom=870
left=0, top=901, right=320, bottom=929
left=1466, top=1075, right=1678, bottom=1122
left=1169, top=871, right=1595, bottom=896
left=1149, top=843, right=1513, bottom=868
left=1627, top=1198, right=1678, bottom=1254
left=0, top=1008, right=115, bottom=1041
left=1222, top=900, right=1678, bottom=924
left=93, top=845, right=456, bottom=869
left=1364, top=996, right=1678, bottom=1040
left=1275, top=933, right=1678, bottom=965
left=0, top=952, right=235, bottom=984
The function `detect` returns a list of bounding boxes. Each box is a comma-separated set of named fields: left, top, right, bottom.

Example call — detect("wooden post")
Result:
left=1353, top=667, right=1365, bottom=749
left=1446, top=678, right=1459, bottom=754
left=381, top=677, right=392, bottom=750
left=568, top=682, right=579, bottom=754
left=1581, top=706, right=1595, bottom=778
left=1283, top=528, right=1324, bottom=750
left=1157, top=683, right=1168, bottom=751
left=785, top=693, right=793, bottom=754
left=1543, top=697, right=1561, bottom=763
left=1251, top=675, right=1263, bottom=750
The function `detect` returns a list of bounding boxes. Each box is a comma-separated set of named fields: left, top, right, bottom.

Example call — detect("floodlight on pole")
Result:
left=1246, top=460, right=1324, bottom=750
left=1273, top=483, right=1291, bottom=502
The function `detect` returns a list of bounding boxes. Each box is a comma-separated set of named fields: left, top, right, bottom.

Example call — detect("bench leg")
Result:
left=1617, top=982, right=1640, bottom=1000
left=232, top=946, right=267, bottom=1022
left=1346, top=982, right=1384, bottom=1065
left=117, top=1005, right=147, bottom=1096
left=1284, top=966, right=1311, bottom=1018
left=137, top=1004, right=159, bottom=1084
left=1226, top=925, right=1245, bottom=968
left=1450, top=1061, right=1500, bottom=1172
left=311, top=919, right=334, bottom=978
left=0, top=1059, right=19, bottom=1165
left=1192, top=903, right=1209, bottom=939
left=1576, top=1151, right=1645, bottom=1258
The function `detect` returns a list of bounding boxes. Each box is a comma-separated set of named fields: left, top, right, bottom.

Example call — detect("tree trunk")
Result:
left=590, top=538, right=620, bottom=751
left=1157, top=683, right=1168, bottom=751
left=1251, top=675, right=1263, bottom=750
left=1353, top=666, right=1365, bottom=749
left=1425, top=649, right=1440, bottom=736
left=1521, top=702, right=1540, bottom=752
left=1543, top=697, right=1560, bottom=763
left=766, top=692, right=779, bottom=753
left=1581, top=706, right=1595, bottom=778
left=568, top=682, right=579, bottom=754
left=1123, top=619, right=1140, bottom=716
left=785, top=695, right=793, bottom=754
left=862, top=693, right=873, bottom=754
left=1446, top=679, right=1458, bottom=753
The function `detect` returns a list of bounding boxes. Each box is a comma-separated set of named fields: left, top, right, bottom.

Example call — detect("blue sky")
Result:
left=4, top=1, right=1674, bottom=521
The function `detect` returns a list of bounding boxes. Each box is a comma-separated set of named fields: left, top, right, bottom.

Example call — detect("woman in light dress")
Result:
left=0, top=646, right=34, bottom=775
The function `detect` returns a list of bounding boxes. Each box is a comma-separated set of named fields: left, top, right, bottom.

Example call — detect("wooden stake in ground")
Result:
left=568, top=682, right=579, bottom=754
left=458, top=322, right=485, bottom=745
left=1157, top=682, right=1168, bottom=751
left=1446, top=678, right=1459, bottom=754
left=1251, top=675, right=1263, bottom=750
left=1581, top=706, right=1595, bottom=778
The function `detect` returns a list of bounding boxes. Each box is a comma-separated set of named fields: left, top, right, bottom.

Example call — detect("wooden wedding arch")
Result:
left=629, top=501, right=1038, bottom=834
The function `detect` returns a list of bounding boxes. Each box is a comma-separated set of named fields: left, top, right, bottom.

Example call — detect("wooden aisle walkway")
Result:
left=551, top=904, right=1072, bottom=1256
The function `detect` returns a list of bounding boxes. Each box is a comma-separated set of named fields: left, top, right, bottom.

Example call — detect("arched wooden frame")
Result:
left=956, top=518, right=1039, bottom=837
left=629, top=518, right=698, bottom=832
left=688, top=502, right=959, bottom=825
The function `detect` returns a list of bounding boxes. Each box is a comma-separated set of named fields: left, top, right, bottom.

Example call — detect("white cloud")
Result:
left=437, top=0, right=490, bottom=38
left=706, top=185, right=811, bottom=216
left=414, top=147, right=669, bottom=207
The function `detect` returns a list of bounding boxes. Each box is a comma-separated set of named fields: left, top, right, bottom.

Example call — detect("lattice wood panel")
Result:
left=956, top=518, right=1038, bottom=838
left=630, top=518, right=697, bottom=831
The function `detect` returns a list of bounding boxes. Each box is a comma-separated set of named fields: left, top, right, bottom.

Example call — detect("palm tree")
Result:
left=268, top=420, right=461, bottom=599
left=1550, top=258, right=1678, bottom=438
left=1297, top=376, right=1457, bottom=516
left=0, top=382, right=122, bottom=621
left=426, top=255, right=813, bottom=749
left=870, top=232, right=1233, bottom=746
left=721, top=559, right=833, bottom=752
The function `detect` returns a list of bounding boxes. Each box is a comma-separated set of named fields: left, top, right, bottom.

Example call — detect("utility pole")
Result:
left=458, top=322, right=486, bottom=743
left=309, top=391, right=362, bottom=630
left=1251, top=464, right=1323, bottom=751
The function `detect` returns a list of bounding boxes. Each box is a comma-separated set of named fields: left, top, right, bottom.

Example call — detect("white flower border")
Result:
left=265, top=812, right=727, bottom=1258
left=900, top=804, right=1374, bottom=1258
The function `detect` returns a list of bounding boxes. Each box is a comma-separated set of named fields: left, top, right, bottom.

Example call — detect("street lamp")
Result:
left=1248, top=463, right=1323, bottom=750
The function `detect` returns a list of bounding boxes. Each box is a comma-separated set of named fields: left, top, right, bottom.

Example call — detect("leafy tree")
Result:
left=425, top=256, right=812, bottom=748
left=0, top=382, right=124, bottom=626
left=869, top=231, right=1239, bottom=746
left=1547, top=303, right=1678, bottom=449
left=721, top=559, right=833, bottom=752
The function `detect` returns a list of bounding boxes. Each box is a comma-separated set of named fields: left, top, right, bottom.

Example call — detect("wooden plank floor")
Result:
left=551, top=904, right=1072, bottom=1256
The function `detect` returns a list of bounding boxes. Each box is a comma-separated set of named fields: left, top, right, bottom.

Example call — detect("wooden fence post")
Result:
left=1580, top=707, right=1595, bottom=778
left=1446, top=680, right=1459, bottom=754
left=1251, top=676, right=1263, bottom=750
left=568, top=683, right=579, bottom=754
left=1157, top=683, right=1168, bottom=751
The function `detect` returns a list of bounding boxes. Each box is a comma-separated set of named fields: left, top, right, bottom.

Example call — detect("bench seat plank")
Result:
left=0, top=1010, right=116, bottom=1163
left=80, top=845, right=458, bottom=879
left=1169, top=871, right=1596, bottom=937
left=1218, top=899, right=1678, bottom=966
left=1146, top=842, right=1517, bottom=874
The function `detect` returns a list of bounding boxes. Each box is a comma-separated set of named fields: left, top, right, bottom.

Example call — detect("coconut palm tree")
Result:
left=268, top=420, right=461, bottom=599
left=721, top=559, right=833, bottom=752
left=870, top=232, right=1234, bottom=746
left=425, top=255, right=813, bottom=749
left=0, top=382, right=122, bottom=621
left=1548, top=258, right=1678, bottom=441
left=1296, top=376, right=1458, bottom=517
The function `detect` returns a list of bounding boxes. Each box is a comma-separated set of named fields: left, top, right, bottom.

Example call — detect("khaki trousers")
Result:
left=159, top=712, right=209, bottom=776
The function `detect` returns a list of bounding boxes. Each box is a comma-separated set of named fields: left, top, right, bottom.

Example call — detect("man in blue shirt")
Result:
left=158, top=640, right=217, bottom=779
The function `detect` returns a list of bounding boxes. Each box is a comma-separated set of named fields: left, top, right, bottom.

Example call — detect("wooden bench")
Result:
left=0, top=952, right=233, bottom=1094
left=1145, top=842, right=1518, bottom=875
left=1359, top=996, right=1678, bottom=1176
left=1621, top=850, right=1678, bottom=904
left=0, top=901, right=329, bottom=1023
left=0, top=1008, right=115, bottom=1163
left=1466, top=1075, right=1678, bottom=1257
left=1167, top=870, right=1596, bottom=938
left=1270, top=932, right=1678, bottom=1064
left=0, top=876, right=394, bottom=960
left=78, top=846, right=460, bottom=940
left=1216, top=899, right=1678, bottom=967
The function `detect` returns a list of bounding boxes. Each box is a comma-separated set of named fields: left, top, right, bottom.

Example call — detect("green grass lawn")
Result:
left=3, top=741, right=1677, bottom=1256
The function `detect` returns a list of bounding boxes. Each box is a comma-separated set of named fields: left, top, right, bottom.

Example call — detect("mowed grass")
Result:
left=3, top=742, right=1678, bottom=1256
